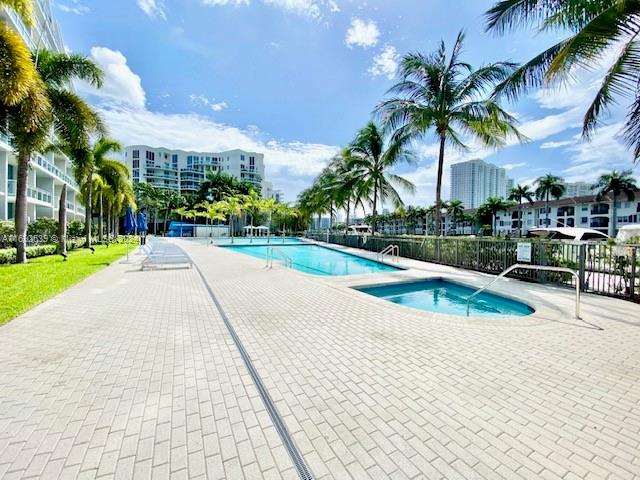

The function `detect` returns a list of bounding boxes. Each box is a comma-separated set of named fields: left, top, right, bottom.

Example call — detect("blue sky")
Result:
left=54, top=0, right=638, bottom=204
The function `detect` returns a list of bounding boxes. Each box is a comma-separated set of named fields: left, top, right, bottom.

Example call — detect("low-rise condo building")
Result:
left=0, top=0, right=85, bottom=223
left=123, top=145, right=271, bottom=197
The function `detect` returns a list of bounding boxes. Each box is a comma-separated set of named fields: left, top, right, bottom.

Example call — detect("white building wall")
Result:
left=450, top=159, right=510, bottom=208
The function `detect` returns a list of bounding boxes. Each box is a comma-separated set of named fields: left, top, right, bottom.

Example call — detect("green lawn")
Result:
left=0, top=242, right=136, bottom=325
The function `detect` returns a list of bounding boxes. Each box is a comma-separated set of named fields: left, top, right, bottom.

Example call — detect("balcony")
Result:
left=7, top=179, right=15, bottom=195
left=590, top=218, right=609, bottom=229
left=33, top=155, right=78, bottom=188
left=28, top=186, right=52, bottom=204
left=591, top=204, right=609, bottom=215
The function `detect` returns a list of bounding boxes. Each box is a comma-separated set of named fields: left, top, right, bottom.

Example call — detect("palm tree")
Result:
left=592, top=170, right=638, bottom=236
left=376, top=31, right=524, bottom=236
left=508, top=184, right=535, bottom=237
left=479, top=197, right=513, bottom=236
left=485, top=0, right=640, bottom=161
left=9, top=49, right=103, bottom=263
left=217, top=196, right=244, bottom=238
left=446, top=199, right=465, bottom=235
left=94, top=158, right=133, bottom=240
left=346, top=122, right=415, bottom=234
left=535, top=174, right=566, bottom=228
left=0, top=1, right=39, bottom=109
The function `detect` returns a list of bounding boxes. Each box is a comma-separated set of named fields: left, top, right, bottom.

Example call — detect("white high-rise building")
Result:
left=562, top=181, right=596, bottom=199
left=123, top=146, right=269, bottom=197
left=0, top=1, right=85, bottom=222
left=450, top=159, right=510, bottom=208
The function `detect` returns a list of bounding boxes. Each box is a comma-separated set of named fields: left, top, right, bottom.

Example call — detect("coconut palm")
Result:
left=535, top=174, right=566, bottom=227
left=95, top=158, right=133, bottom=240
left=446, top=199, right=465, bottom=235
left=346, top=122, right=416, bottom=234
left=217, top=196, right=244, bottom=238
left=485, top=0, right=640, bottom=161
left=592, top=170, right=638, bottom=236
left=508, top=184, right=535, bottom=237
left=9, top=49, right=103, bottom=263
left=298, top=182, right=331, bottom=231
left=376, top=31, right=524, bottom=236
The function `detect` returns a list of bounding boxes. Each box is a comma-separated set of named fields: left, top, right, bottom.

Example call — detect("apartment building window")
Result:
left=145, top=151, right=155, bottom=161
left=132, top=150, right=139, bottom=159
left=240, top=155, right=245, bottom=161
left=133, top=159, right=139, bottom=168
left=581, top=217, right=588, bottom=223
left=249, top=156, right=255, bottom=170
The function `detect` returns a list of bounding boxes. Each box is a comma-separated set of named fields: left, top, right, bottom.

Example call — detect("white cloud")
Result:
left=190, top=94, right=228, bottom=112
left=503, top=162, right=527, bottom=170
left=200, top=0, right=338, bottom=19
left=137, top=0, right=166, bottom=19
left=55, top=0, right=89, bottom=15
left=345, top=18, right=379, bottom=48
left=368, top=45, right=399, bottom=80
left=77, top=47, right=146, bottom=110
left=540, top=139, right=575, bottom=149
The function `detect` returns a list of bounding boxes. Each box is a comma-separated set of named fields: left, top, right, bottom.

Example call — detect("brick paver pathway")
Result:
left=1, top=240, right=640, bottom=479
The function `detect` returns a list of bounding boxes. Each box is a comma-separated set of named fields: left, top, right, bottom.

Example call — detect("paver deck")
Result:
left=1, top=238, right=640, bottom=479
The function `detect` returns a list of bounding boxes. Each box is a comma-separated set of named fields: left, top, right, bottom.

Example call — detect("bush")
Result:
left=0, top=221, right=15, bottom=248
left=67, top=220, right=85, bottom=238
left=27, top=217, right=59, bottom=241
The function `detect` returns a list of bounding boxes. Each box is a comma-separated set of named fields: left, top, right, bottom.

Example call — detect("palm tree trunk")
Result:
left=372, top=182, right=378, bottom=235
left=545, top=192, right=550, bottom=227
left=345, top=198, right=351, bottom=232
left=610, top=194, right=617, bottom=236
left=85, top=171, right=92, bottom=249
left=98, top=192, right=103, bottom=243
left=519, top=200, right=523, bottom=238
left=106, top=210, right=111, bottom=242
left=435, top=135, right=446, bottom=237
left=14, top=149, right=30, bottom=264
left=58, top=184, right=67, bottom=256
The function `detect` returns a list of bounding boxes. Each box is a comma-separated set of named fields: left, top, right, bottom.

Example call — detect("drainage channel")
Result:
left=192, top=263, right=315, bottom=480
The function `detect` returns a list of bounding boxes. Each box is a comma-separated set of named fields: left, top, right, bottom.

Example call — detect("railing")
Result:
left=33, top=155, right=77, bottom=188
left=466, top=264, right=580, bottom=319
left=28, top=186, right=52, bottom=203
left=377, top=244, right=399, bottom=263
left=7, top=179, right=16, bottom=195
left=266, top=247, right=293, bottom=269
left=306, top=233, right=640, bottom=303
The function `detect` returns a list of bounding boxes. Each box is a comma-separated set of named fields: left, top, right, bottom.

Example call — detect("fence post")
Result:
left=578, top=243, right=587, bottom=292
left=630, top=247, right=637, bottom=299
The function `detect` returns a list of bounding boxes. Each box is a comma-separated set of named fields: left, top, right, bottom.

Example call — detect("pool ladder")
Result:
left=377, top=244, right=399, bottom=263
left=465, top=263, right=581, bottom=319
left=266, top=247, right=293, bottom=269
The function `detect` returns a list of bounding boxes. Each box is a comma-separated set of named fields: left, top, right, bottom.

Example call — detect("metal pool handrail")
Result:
left=465, top=263, right=581, bottom=319
left=267, top=247, right=293, bottom=269
left=377, top=244, right=399, bottom=263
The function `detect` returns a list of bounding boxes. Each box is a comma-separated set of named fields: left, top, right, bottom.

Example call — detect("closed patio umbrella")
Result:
left=124, top=206, right=137, bottom=260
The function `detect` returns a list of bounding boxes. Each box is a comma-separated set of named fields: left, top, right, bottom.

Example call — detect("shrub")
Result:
left=27, top=217, right=59, bottom=241
left=0, top=221, right=15, bottom=248
left=67, top=220, right=85, bottom=238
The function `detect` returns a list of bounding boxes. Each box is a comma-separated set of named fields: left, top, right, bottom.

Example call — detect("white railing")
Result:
left=466, top=263, right=581, bottom=319
left=377, top=244, right=399, bottom=263
left=33, top=155, right=77, bottom=188
left=266, top=247, right=293, bottom=269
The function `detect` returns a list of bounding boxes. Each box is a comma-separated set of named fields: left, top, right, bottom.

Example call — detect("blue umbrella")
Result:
left=124, top=206, right=137, bottom=234
left=136, top=212, right=148, bottom=233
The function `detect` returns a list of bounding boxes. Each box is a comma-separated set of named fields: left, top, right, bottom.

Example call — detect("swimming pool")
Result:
left=356, top=279, right=534, bottom=317
left=225, top=244, right=400, bottom=276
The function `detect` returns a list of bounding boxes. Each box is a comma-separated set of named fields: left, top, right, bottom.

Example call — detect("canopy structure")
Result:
left=243, top=225, right=269, bottom=237
left=123, top=206, right=137, bottom=235
left=527, top=227, right=609, bottom=242
left=617, top=224, right=640, bottom=243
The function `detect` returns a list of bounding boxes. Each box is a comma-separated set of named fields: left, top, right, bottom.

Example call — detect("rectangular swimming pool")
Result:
left=224, top=244, right=401, bottom=276
left=356, top=279, right=534, bottom=317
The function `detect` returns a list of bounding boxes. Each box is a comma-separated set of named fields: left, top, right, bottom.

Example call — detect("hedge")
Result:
left=0, top=238, right=87, bottom=264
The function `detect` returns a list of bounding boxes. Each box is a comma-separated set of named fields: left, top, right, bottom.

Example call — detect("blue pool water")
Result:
left=209, top=237, right=304, bottom=245
left=225, top=244, right=400, bottom=276
left=357, top=280, right=534, bottom=317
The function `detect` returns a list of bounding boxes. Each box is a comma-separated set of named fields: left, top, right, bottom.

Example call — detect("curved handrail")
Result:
left=378, top=244, right=399, bottom=263
left=466, top=264, right=581, bottom=319
left=267, top=247, right=292, bottom=269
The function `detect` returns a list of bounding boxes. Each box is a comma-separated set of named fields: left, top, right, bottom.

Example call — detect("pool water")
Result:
left=225, top=244, right=400, bottom=276
left=208, top=237, right=304, bottom=245
left=357, top=279, right=534, bottom=317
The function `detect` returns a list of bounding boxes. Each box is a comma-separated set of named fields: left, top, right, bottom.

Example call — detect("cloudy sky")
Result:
left=54, top=0, right=638, bottom=204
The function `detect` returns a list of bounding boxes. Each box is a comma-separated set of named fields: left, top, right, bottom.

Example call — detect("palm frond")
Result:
left=35, top=50, right=103, bottom=88
left=0, top=24, right=40, bottom=106
left=0, top=0, right=33, bottom=26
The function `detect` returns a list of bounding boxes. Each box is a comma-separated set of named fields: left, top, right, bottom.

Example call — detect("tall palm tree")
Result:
left=94, top=158, right=133, bottom=240
left=376, top=31, right=524, bottom=236
left=485, top=0, right=640, bottom=161
left=446, top=199, right=465, bottom=235
left=508, top=184, right=535, bottom=237
left=592, top=170, right=638, bottom=236
left=346, top=121, right=415, bottom=234
left=535, top=174, right=566, bottom=228
left=9, top=49, right=103, bottom=263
